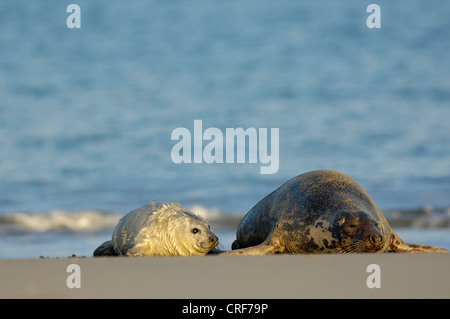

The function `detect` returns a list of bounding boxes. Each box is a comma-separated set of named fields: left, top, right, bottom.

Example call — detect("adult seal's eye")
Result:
left=192, top=228, right=200, bottom=234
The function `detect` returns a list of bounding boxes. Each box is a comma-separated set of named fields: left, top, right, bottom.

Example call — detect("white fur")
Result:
left=111, top=202, right=216, bottom=256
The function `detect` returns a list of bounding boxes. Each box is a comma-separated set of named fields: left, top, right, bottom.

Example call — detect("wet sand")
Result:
left=0, top=253, right=449, bottom=299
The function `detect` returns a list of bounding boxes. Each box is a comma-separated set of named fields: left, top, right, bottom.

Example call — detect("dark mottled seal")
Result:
left=93, top=202, right=218, bottom=256
left=225, top=170, right=447, bottom=255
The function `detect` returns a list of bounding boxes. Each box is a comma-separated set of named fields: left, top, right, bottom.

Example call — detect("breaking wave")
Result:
left=383, top=206, right=450, bottom=228
left=0, top=205, right=242, bottom=237
left=0, top=205, right=449, bottom=237
left=0, top=210, right=123, bottom=236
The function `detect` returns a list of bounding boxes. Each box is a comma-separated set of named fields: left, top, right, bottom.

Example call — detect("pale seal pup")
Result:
left=93, top=202, right=219, bottom=256
left=224, top=170, right=447, bottom=255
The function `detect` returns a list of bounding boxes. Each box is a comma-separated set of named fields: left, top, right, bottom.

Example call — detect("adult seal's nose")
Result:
left=369, top=234, right=382, bottom=245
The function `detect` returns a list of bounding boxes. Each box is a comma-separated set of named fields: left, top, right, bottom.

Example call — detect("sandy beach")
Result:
left=1, top=253, right=448, bottom=299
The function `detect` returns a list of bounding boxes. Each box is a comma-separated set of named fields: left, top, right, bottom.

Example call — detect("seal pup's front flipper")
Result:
left=93, top=240, right=118, bottom=256
left=388, top=234, right=448, bottom=253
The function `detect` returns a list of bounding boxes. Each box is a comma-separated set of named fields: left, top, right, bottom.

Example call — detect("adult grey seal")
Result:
left=93, top=202, right=219, bottom=256
left=225, top=170, right=447, bottom=255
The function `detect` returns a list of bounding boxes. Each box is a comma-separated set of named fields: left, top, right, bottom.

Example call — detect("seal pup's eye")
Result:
left=192, top=228, right=200, bottom=234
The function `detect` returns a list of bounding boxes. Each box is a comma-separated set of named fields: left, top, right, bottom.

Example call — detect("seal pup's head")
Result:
left=170, top=207, right=219, bottom=255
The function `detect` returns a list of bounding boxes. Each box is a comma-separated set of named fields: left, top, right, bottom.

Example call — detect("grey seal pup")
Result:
left=94, top=202, right=218, bottom=256
left=224, top=170, right=447, bottom=255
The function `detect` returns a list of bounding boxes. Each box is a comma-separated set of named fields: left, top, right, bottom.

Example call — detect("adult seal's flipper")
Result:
left=388, top=235, right=448, bottom=253
left=220, top=241, right=280, bottom=255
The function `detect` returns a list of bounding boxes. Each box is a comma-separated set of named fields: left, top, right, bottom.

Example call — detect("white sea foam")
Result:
left=0, top=205, right=241, bottom=236
left=0, top=210, right=122, bottom=235
left=189, top=204, right=225, bottom=221
left=0, top=205, right=449, bottom=237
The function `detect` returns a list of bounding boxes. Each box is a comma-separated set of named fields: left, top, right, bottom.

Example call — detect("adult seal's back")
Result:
left=94, top=202, right=218, bottom=256
left=226, top=170, right=447, bottom=255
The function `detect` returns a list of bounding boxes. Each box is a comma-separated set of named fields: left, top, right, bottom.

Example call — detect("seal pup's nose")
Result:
left=210, top=235, right=219, bottom=245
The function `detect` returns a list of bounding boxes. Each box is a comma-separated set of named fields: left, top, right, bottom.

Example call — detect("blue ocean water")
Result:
left=0, top=0, right=449, bottom=258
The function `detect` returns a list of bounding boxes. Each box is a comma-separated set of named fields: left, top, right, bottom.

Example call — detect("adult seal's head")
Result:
left=324, top=210, right=385, bottom=253
left=93, top=202, right=219, bottom=256
left=224, top=170, right=447, bottom=255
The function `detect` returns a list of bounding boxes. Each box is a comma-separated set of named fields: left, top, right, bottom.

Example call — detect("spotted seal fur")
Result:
left=224, top=170, right=447, bottom=255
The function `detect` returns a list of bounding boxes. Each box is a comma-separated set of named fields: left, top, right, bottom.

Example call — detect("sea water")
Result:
left=0, top=0, right=449, bottom=258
